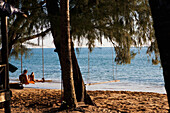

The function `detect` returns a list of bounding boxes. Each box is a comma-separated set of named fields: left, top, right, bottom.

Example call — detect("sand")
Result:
left=0, top=88, right=169, bottom=112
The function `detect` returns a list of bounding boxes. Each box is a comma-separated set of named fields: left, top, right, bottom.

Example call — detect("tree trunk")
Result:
left=1, top=9, right=11, bottom=112
left=149, top=0, right=170, bottom=109
left=71, top=42, right=94, bottom=105
left=46, top=0, right=94, bottom=107
left=59, top=0, right=78, bottom=108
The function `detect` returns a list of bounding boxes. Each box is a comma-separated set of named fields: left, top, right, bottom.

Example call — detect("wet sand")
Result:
left=0, top=88, right=169, bottom=112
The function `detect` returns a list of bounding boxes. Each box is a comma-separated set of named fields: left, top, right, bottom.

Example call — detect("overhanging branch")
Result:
left=13, top=28, right=51, bottom=44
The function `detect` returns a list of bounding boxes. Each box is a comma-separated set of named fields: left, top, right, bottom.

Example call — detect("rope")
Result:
left=20, top=43, right=22, bottom=73
left=38, top=37, right=40, bottom=46
left=116, top=53, right=118, bottom=80
left=42, top=37, right=44, bottom=80
left=112, top=47, right=114, bottom=80
left=87, top=51, right=90, bottom=84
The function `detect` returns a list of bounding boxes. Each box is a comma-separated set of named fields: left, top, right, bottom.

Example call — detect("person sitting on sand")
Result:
left=28, top=72, right=35, bottom=82
left=19, top=70, right=35, bottom=85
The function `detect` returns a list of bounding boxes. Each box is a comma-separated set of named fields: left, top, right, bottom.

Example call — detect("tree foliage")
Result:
left=0, top=0, right=50, bottom=58
left=0, top=0, right=159, bottom=65
left=10, top=43, right=32, bottom=60
left=71, top=0, right=158, bottom=64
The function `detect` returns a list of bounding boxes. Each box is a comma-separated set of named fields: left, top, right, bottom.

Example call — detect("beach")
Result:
left=0, top=88, right=168, bottom=112
left=6, top=48, right=167, bottom=112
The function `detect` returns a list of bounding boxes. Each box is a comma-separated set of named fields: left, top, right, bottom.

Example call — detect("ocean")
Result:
left=9, top=47, right=166, bottom=94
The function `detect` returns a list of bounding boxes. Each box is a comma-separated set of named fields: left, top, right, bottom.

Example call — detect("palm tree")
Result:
left=59, top=0, right=78, bottom=108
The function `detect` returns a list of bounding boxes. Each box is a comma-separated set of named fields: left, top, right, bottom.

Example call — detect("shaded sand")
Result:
left=0, top=88, right=169, bottom=112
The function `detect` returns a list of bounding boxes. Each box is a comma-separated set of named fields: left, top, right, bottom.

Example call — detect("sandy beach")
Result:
left=0, top=88, right=169, bottom=112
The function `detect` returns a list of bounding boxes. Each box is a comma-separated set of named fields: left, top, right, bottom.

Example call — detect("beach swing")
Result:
left=86, top=47, right=120, bottom=86
left=19, top=38, right=52, bottom=83
left=36, top=37, right=52, bottom=82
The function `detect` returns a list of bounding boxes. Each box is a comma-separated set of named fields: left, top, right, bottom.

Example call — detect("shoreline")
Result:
left=0, top=88, right=168, bottom=112
left=22, top=81, right=166, bottom=94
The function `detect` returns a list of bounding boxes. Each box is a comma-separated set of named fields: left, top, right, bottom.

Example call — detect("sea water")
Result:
left=9, top=47, right=166, bottom=94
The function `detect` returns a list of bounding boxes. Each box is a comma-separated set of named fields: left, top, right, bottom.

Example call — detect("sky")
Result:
left=28, top=34, right=113, bottom=48
left=27, top=33, right=150, bottom=48
left=27, top=34, right=55, bottom=48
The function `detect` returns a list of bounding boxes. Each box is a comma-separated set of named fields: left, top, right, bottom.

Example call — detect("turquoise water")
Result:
left=9, top=47, right=165, bottom=93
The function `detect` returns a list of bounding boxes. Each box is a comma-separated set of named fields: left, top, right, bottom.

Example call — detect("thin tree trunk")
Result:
left=149, top=0, right=170, bottom=109
left=59, top=0, right=78, bottom=108
left=71, top=42, right=94, bottom=105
